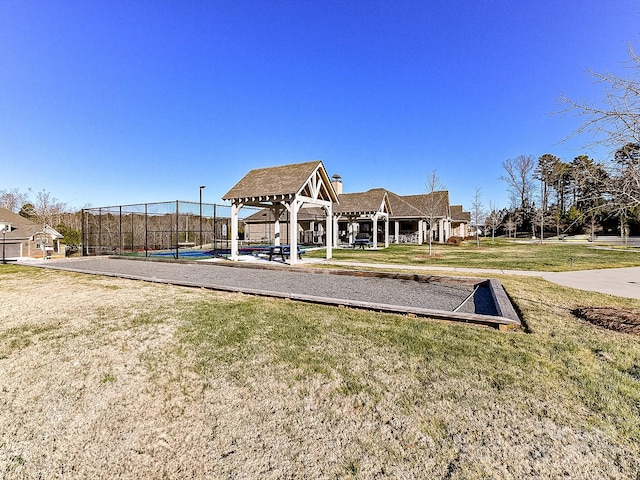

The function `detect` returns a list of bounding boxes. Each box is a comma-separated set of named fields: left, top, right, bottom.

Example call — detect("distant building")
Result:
left=0, top=207, right=64, bottom=259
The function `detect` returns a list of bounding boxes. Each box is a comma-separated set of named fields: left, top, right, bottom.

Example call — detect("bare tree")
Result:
left=500, top=155, right=535, bottom=209
left=471, top=187, right=485, bottom=247
left=0, top=189, right=29, bottom=213
left=423, top=170, right=447, bottom=256
left=558, top=45, right=640, bottom=151
left=485, top=201, right=502, bottom=243
left=559, top=45, right=640, bottom=220
left=29, top=188, right=67, bottom=226
left=504, top=216, right=517, bottom=239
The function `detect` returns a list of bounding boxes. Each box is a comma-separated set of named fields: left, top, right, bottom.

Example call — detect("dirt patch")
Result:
left=574, top=307, right=640, bottom=335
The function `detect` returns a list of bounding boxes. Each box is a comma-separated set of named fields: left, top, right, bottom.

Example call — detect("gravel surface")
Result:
left=36, top=257, right=487, bottom=313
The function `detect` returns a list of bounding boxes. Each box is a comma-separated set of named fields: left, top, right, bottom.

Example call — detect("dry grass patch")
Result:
left=1, top=265, right=640, bottom=478
left=575, top=307, right=640, bottom=335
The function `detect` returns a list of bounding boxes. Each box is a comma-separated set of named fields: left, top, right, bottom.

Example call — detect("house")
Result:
left=0, top=207, right=64, bottom=260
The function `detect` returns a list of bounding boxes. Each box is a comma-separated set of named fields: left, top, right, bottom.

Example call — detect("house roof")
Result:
left=385, top=191, right=450, bottom=219
left=386, top=191, right=450, bottom=219
left=243, top=189, right=461, bottom=223
left=0, top=207, right=63, bottom=240
left=334, top=188, right=390, bottom=216
left=450, top=205, right=471, bottom=222
left=386, top=192, right=425, bottom=218
left=222, top=160, right=338, bottom=204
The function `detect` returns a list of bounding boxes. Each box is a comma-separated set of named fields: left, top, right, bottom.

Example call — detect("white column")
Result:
left=230, top=202, right=242, bottom=261
left=289, top=199, right=299, bottom=265
left=349, top=219, right=356, bottom=244
left=438, top=219, right=444, bottom=243
left=418, top=220, right=423, bottom=245
left=372, top=215, right=378, bottom=249
left=333, top=216, right=339, bottom=247
left=325, top=206, right=333, bottom=259
left=385, top=216, right=389, bottom=248
left=394, top=221, right=399, bottom=243
left=273, top=205, right=282, bottom=246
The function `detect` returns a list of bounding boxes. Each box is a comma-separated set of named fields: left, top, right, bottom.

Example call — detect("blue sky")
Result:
left=1, top=0, right=639, bottom=212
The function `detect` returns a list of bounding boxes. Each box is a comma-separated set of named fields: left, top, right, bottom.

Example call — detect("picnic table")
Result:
left=268, top=245, right=304, bottom=261
left=352, top=239, right=373, bottom=249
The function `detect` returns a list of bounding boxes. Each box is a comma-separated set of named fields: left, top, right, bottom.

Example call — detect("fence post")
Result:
left=175, top=200, right=180, bottom=259
left=144, top=204, right=148, bottom=257
left=119, top=206, right=123, bottom=255
left=213, top=204, right=217, bottom=253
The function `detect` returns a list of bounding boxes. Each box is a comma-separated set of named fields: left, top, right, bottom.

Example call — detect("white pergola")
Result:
left=222, top=160, right=339, bottom=265
left=333, top=189, right=391, bottom=248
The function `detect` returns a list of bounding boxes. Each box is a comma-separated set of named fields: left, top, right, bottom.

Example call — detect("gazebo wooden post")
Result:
left=273, top=204, right=283, bottom=246
left=385, top=215, right=389, bottom=248
left=289, top=199, right=299, bottom=265
left=324, top=205, right=333, bottom=259
left=230, top=202, right=242, bottom=261
left=372, top=215, right=378, bottom=250
left=349, top=217, right=357, bottom=244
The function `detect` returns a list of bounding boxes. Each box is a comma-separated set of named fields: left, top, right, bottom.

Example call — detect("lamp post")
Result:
left=199, top=185, right=206, bottom=248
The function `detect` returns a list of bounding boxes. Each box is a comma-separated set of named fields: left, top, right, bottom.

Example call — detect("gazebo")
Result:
left=333, top=188, right=391, bottom=248
left=222, top=160, right=339, bottom=264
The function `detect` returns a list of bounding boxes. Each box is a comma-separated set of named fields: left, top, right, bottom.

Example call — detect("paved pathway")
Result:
left=542, top=267, right=640, bottom=300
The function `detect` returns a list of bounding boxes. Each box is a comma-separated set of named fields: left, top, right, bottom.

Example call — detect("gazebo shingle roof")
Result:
left=222, top=160, right=336, bottom=201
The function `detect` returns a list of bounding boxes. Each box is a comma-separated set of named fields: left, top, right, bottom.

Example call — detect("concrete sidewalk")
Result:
left=323, top=260, right=640, bottom=300
left=542, top=267, right=640, bottom=300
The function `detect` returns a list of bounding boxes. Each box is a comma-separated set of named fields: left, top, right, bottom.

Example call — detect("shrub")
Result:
left=446, top=236, right=463, bottom=246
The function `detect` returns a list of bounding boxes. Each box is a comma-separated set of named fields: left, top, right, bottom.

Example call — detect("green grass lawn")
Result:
left=305, top=239, right=640, bottom=271
left=2, top=264, right=640, bottom=477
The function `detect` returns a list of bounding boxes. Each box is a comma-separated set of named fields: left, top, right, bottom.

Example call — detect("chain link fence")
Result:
left=82, top=201, right=261, bottom=258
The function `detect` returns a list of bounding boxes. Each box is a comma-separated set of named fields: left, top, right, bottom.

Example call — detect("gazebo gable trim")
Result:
left=296, top=162, right=339, bottom=204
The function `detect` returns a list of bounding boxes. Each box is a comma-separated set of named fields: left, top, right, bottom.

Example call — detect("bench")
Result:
left=268, top=245, right=304, bottom=261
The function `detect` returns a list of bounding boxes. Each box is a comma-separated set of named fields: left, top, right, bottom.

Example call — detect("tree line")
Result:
left=487, top=45, right=640, bottom=240
left=0, top=188, right=82, bottom=245
left=489, top=147, right=640, bottom=239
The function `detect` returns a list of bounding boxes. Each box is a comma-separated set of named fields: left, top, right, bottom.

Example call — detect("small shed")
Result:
left=222, top=160, right=339, bottom=264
